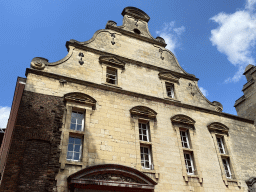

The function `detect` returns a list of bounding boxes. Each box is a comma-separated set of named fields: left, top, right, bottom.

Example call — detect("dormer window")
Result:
left=106, top=67, right=117, bottom=84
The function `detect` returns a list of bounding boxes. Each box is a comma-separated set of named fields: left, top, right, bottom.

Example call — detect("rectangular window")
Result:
left=70, top=111, right=84, bottom=131
left=216, top=137, right=226, bottom=154
left=140, top=146, right=152, bottom=169
left=139, top=123, right=150, bottom=142
left=106, top=67, right=117, bottom=84
left=67, top=137, right=82, bottom=161
left=222, top=158, right=232, bottom=179
left=166, top=83, right=174, bottom=98
left=184, top=153, right=195, bottom=175
left=180, top=130, right=190, bottom=148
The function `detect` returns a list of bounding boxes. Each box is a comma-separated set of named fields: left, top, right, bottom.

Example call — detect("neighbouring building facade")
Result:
left=0, top=7, right=256, bottom=192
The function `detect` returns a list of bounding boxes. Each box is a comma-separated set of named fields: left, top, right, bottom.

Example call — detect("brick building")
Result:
left=0, top=7, right=256, bottom=192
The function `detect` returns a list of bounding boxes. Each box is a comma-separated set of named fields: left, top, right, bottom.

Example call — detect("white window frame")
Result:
left=180, top=130, right=190, bottom=148
left=216, top=136, right=226, bottom=154
left=184, top=152, right=195, bottom=175
left=222, top=158, right=232, bottom=179
left=166, top=83, right=175, bottom=98
left=66, top=136, right=83, bottom=162
left=70, top=111, right=84, bottom=131
left=139, top=122, right=150, bottom=142
left=106, top=67, right=117, bottom=85
left=140, top=145, right=152, bottom=170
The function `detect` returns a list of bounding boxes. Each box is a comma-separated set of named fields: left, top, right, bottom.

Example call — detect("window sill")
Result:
left=164, top=97, right=180, bottom=103
left=141, top=169, right=156, bottom=173
left=65, top=160, right=83, bottom=166
left=220, top=154, right=230, bottom=158
left=102, top=83, right=122, bottom=89
left=187, top=174, right=199, bottom=178
left=183, top=148, right=193, bottom=152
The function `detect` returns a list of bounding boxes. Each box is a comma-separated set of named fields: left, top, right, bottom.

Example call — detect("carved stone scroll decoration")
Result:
left=207, top=122, right=229, bottom=134
left=171, top=114, right=195, bottom=130
left=246, top=177, right=256, bottom=192
left=130, top=106, right=157, bottom=119
left=212, top=101, right=223, bottom=112
left=111, top=33, right=116, bottom=45
left=105, top=20, right=117, bottom=28
left=78, top=52, right=84, bottom=65
left=159, top=48, right=164, bottom=60
left=188, top=83, right=197, bottom=96
left=30, top=57, right=48, bottom=70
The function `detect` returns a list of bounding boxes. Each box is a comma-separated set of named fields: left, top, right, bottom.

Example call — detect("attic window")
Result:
left=134, top=29, right=141, bottom=35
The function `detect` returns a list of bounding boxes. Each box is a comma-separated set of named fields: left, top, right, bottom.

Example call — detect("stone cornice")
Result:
left=25, top=68, right=254, bottom=124
left=242, top=79, right=254, bottom=91
left=65, top=40, right=199, bottom=81
left=234, top=95, right=245, bottom=107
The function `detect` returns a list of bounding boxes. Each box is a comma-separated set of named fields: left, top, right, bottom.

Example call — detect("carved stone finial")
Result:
left=30, top=57, right=48, bottom=70
left=212, top=101, right=223, bottom=112
left=105, top=20, right=117, bottom=29
left=121, top=7, right=150, bottom=22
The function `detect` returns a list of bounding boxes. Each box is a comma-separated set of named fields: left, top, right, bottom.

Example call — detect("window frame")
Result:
left=70, top=111, right=85, bottom=132
left=184, top=152, right=195, bottom=175
left=165, top=82, right=175, bottom=98
left=140, top=145, right=153, bottom=170
left=216, top=136, right=226, bottom=154
left=106, top=66, right=117, bottom=85
left=139, top=122, right=150, bottom=142
left=180, top=130, right=190, bottom=149
left=66, top=136, right=83, bottom=162
left=222, top=158, right=232, bottom=179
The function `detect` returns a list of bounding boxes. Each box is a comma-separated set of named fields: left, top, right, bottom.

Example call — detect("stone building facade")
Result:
left=0, top=7, right=256, bottom=192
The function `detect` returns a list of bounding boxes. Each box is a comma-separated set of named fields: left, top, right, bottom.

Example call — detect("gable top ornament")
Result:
left=130, top=106, right=157, bottom=119
left=121, top=7, right=150, bottom=22
left=207, top=122, right=229, bottom=134
left=171, top=114, right=195, bottom=125
left=159, top=72, right=179, bottom=83
left=99, top=55, right=125, bottom=69
left=64, top=92, right=96, bottom=109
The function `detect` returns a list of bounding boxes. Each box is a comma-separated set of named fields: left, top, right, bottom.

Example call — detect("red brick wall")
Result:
left=0, top=91, right=65, bottom=192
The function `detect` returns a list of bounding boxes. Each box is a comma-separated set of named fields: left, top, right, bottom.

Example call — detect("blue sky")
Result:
left=1, top=0, right=256, bottom=127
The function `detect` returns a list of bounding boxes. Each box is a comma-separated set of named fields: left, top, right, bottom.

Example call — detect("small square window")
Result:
left=67, top=137, right=82, bottom=161
left=166, top=83, right=174, bottom=98
left=106, top=67, right=117, bottom=84
left=222, top=158, right=232, bottom=179
left=216, top=137, right=226, bottom=154
left=139, top=122, right=150, bottom=142
left=70, top=111, right=84, bottom=131
left=184, top=152, right=195, bottom=175
left=180, top=130, right=190, bottom=148
left=140, top=146, right=152, bottom=169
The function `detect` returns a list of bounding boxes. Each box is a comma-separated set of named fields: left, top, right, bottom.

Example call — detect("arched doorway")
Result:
left=67, top=164, right=157, bottom=192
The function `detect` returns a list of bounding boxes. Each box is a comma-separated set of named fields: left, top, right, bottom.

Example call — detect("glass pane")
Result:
left=139, top=135, right=142, bottom=140
left=67, top=152, right=73, bottom=160
left=74, top=152, right=80, bottom=160
left=74, top=145, right=80, bottom=152
left=68, top=144, right=73, bottom=151
left=69, top=137, right=75, bottom=144
left=140, top=147, right=143, bottom=153
left=143, top=130, right=147, bottom=135
left=145, top=155, right=149, bottom=160
left=74, top=138, right=81, bottom=144
left=70, top=123, right=76, bottom=130
left=145, top=161, right=150, bottom=168
left=76, top=124, right=82, bottom=131
left=144, top=148, right=148, bottom=153
left=143, top=136, right=147, bottom=141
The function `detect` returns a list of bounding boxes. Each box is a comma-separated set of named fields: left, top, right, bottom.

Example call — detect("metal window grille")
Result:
left=106, top=67, right=117, bottom=84
left=139, top=123, right=150, bottom=142
left=222, top=158, right=232, bottom=179
left=140, top=146, right=152, bottom=169
left=180, top=130, right=190, bottom=148
left=70, top=111, right=84, bottom=131
left=166, top=83, right=174, bottom=98
left=217, top=137, right=226, bottom=154
left=184, top=153, right=195, bottom=175
left=67, top=137, right=82, bottom=161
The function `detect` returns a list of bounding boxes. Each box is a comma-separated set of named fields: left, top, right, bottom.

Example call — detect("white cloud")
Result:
left=0, top=106, right=11, bottom=128
left=199, top=87, right=209, bottom=97
left=156, top=22, right=185, bottom=55
left=210, top=2, right=256, bottom=83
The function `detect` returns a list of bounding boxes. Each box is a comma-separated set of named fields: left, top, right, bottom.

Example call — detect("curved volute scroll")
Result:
left=207, top=122, right=229, bottom=134
left=171, top=114, right=195, bottom=129
left=130, top=106, right=157, bottom=119
left=67, top=164, right=157, bottom=191
left=212, top=101, right=223, bottom=112
left=99, top=55, right=125, bottom=69
left=246, top=177, right=256, bottom=192
left=64, top=92, right=96, bottom=109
